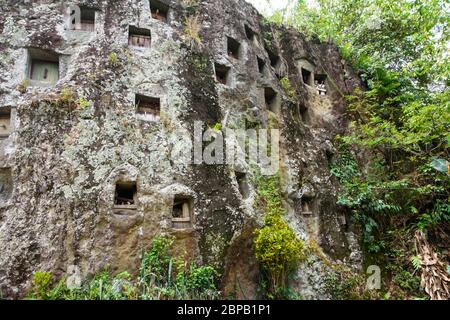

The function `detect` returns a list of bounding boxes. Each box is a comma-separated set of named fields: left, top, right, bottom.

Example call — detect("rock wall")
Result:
left=0, top=0, right=362, bottom=299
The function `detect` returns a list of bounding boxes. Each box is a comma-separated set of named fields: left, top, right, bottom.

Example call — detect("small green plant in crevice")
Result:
left=108, top=52, right=119, bottom=66
left=279, top=77, right=297, bottom=101
left=183, top=15, right=202, bottom=46
left=60, top=87, right=74, bottom=103
left=17, top=79, right=29, bottom=94
left=253, top=174, right=306, bottom=299
left=209, top=122, right=222, bottom=132
left=76, top=96, right=92, bottom=110
left=31, top=272, right=53, bottom=300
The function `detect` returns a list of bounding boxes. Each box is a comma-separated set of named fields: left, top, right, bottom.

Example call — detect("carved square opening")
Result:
left=264, top=87, right=279, bottom=114
left=114, top=181, right=137, bottom=210
left=136, top=94, right=160, bottom=122
left=172, top=196, right=193, bottom=229
left=0, top=108, right=11, bottom=140
left=301, top=68, right=313, bottom=86
left=129, top=26, right=151, bottom=48
left=150, top=0, right=169, bottom=23
left=268, top=51, right=280, bottom=69
left=227, top=36, right=241, bottom=60
left=214, top=63, right=231, bottom=86
left=244, top=24, right=256, bottom=42
left=76, top=6, right=96, bottom=31
left=257, top=56, right=265, bottom=74
left=28, top=48, right=59, bottom=85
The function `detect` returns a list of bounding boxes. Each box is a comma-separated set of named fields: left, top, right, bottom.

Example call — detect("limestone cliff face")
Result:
left=0, top=0, right=362, bottom=299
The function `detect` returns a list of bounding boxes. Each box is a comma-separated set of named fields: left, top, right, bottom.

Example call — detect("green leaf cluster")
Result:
left=253, top=174, right=306, bottom=299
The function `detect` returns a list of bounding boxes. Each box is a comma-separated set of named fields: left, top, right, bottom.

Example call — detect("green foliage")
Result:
left=410, top=256, right=421, bottom=271
left=209, top=122, right=222, bottom=131
left=138, top=235, right=219, bottom=300
left=176, top=264, right=218, bottom=299
left=108, top=52, right=119, bottom=66
left=60, top=87, right=74, bottom=103
left=140, top=235, right=175, bottom=286
left=279, top=77, right=297, bottom=101
left=323, top=271, right=362, bottom=300
left=183, top=15, right=202, bottom=46
left=393, top=270, right=421, bottom=293
left=76, top=97, right=91, bottom=110
left=28, top=236, right=220, bottom=300
left=312, top=0, right=450, bottom=293
left=323, top=270, right=386, bottom=300
left=416, top=200, right=450, bottom=230
left=253, top=174, right=306, bottom=299
left=31, top=272, right=53, bottom=300
left=17, top=79, right=29, bottom=94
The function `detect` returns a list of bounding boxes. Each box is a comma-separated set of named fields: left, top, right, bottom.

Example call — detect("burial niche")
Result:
left=28, top=48, right=59, bottom=85
left=76, top=6, right=96, bottom=31
left=214, top=63, right=231, bottom=86
left=227, top=36, right=241, bottom=60
left=135, top=94, right=160, bottom=122
left=0, top=108, right=11, bottom=140
left=257, top=56, right=265, bottom=74
left=150, top=0, right=169, bottom=23
left=113, top=181, right=137, bottom=214
left=128, top=26, right=151, bottom=48
left=301, top=68, right=313, bottom=86
left=267, top=50, right=280, bottom=69
left=264, top=87, right=280, bottom=114
left=244, top=24, right=257, bottom=42
left=172, top=196, right=193, bottom=229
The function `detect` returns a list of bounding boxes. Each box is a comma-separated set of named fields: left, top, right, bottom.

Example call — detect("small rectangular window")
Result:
left=267, top=50, right=280, bottom=69
left=136, top=94, right=160, bottom=122
left=301, top=68, right=313, bottom=86
left=28, top=48, right=59, bottom=85
left=264, top=87, right=279, bottom=114
left=114, top=182, right=137, bottom=209
left=76, top=7, right=96, bottom=31
left=257, top=56, right=265, bottom=74
left=227, top=37, right=241, bottom=60
left=0, top=108, right=11, bottom=140
left=129, top=26, right=151, bottom=48
left=150, top=0, right=169, bottom=23
left=214, top=63, right=231, bottom=86
left=244, top=24, right=256, bottom=41
left=172, top=196, right=192, bottom=229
